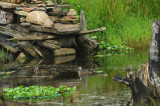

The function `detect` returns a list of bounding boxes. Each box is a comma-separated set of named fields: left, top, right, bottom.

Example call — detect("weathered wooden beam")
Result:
left=0, top=41, right=18, bottom=53
left=57, top=4, right=72, bottom=7
left=7, top=35, right=57, bottom=41
left=0, top=26, right=44, bottom=58
left=17, top=41, right=44, bottom=58
left=79, top=27, right=106, bottom=35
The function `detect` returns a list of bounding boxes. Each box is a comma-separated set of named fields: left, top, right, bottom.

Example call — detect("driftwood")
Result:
left=0, top=26, right=44, bottom=58
left=0, top=41, right=18, bottom=53
left=79, top=27, right=106, bottom=35
left=7, top=35, right=57, bottom=41
left=114, top=20, right=160, bottom=106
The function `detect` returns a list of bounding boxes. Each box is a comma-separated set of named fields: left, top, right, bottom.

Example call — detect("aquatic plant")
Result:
left=2, top=85, right=76, bottom=102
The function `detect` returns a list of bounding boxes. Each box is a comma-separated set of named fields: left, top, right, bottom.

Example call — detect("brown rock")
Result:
left=61, top=16, right=78, bottom=23
left=26, top=11, right=53, bottom=27
left=53, top=48, right=76, bottom=57
left=17, top=52, right=28, bottom=64
left=22, top=7, right=32, bottom=12
left=67, top=9, right=77, bottom=16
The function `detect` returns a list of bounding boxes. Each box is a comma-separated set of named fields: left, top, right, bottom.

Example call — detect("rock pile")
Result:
left=0, top=0, right=106, bottom=61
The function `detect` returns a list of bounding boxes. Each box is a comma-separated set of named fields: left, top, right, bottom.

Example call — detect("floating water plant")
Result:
left=2, top=85, right=76, bottom=102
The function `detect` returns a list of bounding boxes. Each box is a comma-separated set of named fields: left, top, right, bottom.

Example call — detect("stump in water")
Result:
left=114, top=20, right=160, bottom=106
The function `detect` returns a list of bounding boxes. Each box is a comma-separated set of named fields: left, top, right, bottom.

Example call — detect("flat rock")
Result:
left=50, top=16, right=60, bottom=23
left=26, top=23, right=80, bottom=35
left=67, top=9, right=77, bottom=16
left=53, top=48, right=76, bottom=57
left=14, top=10, right=28, bottom=16
left=26, top=11, right=53, bottom=27
left=44, top=1, right=55, bottom=7
left=0, top=1, right=21, bottom=9
left=0, top=10, right=14, bottom=24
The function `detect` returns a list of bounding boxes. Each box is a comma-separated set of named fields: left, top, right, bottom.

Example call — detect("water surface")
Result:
left=0, top=50, right=149, bottom=106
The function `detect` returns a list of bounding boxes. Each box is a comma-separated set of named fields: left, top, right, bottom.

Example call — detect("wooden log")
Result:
left=0, top=26, right=44, bottom=58
left=7, top=35, right=57, bottom=41
left=37, top=40, right=61, bottom=50
left=0, top=41, right=18, bottom=53
left=79, top=27, right=106, bottom=35
left=57, top=4, right=72, bottom=7
left=17, top=41, right=44, bottom=58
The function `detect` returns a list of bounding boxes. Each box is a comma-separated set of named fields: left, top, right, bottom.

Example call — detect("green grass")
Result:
left=65, top=0, right=160, bottom=49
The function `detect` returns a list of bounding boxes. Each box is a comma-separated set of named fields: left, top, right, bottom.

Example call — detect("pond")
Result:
left=0, top=50, right=149, bottom=106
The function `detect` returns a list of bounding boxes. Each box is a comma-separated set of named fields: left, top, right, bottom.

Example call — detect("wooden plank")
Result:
left=57, top=4, right=72, bottom=7
left=0, top=41, right=18, bottom=53
left=7, top=35, right=57, bottom=41
left=79, top=27, right=106, bottom=35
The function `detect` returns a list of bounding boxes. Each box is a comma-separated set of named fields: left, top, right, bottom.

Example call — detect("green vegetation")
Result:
left=65, top=0, right=160, bottom=49
left=2, top=85, right=76, bottom=102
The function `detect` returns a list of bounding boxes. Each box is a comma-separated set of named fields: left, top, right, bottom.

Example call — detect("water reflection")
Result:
left=0, top=51, right=148, bottom=105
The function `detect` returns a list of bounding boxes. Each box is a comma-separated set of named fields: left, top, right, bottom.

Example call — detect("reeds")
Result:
left=66, top=0, right=160, bottom=49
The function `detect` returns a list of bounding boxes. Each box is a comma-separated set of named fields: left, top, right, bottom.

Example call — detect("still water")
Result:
left=0, top=50, right=149, bottom=106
